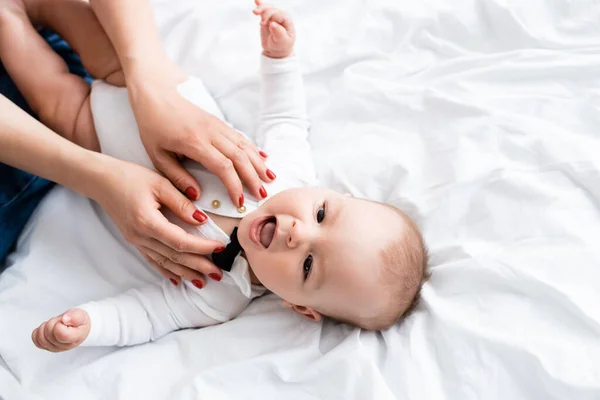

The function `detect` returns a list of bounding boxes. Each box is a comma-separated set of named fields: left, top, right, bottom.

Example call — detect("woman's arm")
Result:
left=89, top=0, right=274, bottom=206
left=0, top=95, right=225, bottom=284
left=0, top=94, right=102, bottom=198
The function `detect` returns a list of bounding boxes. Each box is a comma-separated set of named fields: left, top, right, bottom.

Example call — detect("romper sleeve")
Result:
left=77, top=275, right=252, bottom=347
left=256, top=55, right=317, bottom=184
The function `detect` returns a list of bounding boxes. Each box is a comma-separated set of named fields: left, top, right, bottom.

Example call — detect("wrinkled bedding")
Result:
left=1, top=0, right=600, bottom=398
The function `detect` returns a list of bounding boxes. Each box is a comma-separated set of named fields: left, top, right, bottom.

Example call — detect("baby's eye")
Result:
left=316, top=205, right=325, bottom=223
left=303, top=255, right=313, bottom=280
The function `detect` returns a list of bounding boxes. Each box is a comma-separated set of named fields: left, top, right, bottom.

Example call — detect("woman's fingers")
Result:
left=153, top=152, right=201, bottom=201
left=188, top=144, right=246, bottom=206
left=140, top=251, right=180, bottom=282
left=142, top=209, right=221, bottom=255
left=211, top=135, right=268, bottom=200
left=141, top=237, right=223, bottom=278
left=224, top=129, right=272, bottom=180
left=154, top=178, right=206, bottom=227
left=143, top=246, right=205, bottom=288
left=142, top=246, right=224, bottom=289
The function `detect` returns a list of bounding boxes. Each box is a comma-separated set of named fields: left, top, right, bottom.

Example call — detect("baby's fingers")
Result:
left=34, top=322, right=58, bottom=352
left=252, top=2, right=271, bottom=16
left=62, top=308, right=89, bottom=328
left=31, top=327, right=42, bottom=349
left=53, top=322, right=85, bottom=346
left=259, top=8, right=279, bottom=26
left=269, top=21, right=288, bottom=41
left=44, top=318, right=72, bottom=350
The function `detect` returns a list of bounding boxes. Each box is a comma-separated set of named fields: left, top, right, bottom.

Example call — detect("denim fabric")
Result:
left=0, top=29, right=91, bottom=268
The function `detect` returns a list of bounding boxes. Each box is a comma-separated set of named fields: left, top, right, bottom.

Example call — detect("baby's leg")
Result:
left=0, top=1, right=98, bottom=150
left=23, top=0, right=125, bottom=86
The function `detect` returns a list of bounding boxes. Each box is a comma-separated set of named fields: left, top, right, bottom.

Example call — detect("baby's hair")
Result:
left=325, top=201, right=430, bottom=330
left=380, top=206, right=430, bottom=327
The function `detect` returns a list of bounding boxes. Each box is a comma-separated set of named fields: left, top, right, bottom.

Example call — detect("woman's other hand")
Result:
left=126, top=61, right=274, bottom=207
left=93, top=156, right=225, bottom=286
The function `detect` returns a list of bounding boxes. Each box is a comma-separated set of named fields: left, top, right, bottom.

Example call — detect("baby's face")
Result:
left=237, top=188, right=406, bottom=321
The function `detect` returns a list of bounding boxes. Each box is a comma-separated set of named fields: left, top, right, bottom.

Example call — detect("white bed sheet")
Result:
left=2, top=0, right=600, bottom=398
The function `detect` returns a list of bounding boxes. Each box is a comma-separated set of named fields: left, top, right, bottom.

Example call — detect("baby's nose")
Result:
left=287, top=220, right=308, bottom=249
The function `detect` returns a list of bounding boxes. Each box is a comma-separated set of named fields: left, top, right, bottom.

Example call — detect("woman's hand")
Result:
left=92, top=156, right=225, bottom=286
left=89, top=0, right=275, bottom=205
left=126, top=61, right=274, bottom=207
left=0, top=95, right=222, bottom=286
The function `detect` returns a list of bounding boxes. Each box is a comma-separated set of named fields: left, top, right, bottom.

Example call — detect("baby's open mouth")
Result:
left=258, top=217, right=277, bottom=248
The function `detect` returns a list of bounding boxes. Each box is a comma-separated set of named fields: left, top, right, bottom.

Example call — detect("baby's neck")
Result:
left=205, top=211, right=261, bottom=285
left=205, top=211, right=240, bottom=237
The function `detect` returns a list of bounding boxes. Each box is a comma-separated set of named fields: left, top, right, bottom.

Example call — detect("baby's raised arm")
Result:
left=253, top=1, right=317, bottom=184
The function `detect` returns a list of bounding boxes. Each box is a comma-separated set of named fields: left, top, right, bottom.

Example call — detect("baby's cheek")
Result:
left=256, top=256, right=290, bottom=290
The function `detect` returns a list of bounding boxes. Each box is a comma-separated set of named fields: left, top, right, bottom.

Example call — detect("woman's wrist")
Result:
left=124, top=51, right=184, bottom=88
left=56, top=147, right=127, bottom=204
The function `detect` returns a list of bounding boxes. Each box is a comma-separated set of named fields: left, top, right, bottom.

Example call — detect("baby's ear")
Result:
left=282, top=300, right=322, bottom=322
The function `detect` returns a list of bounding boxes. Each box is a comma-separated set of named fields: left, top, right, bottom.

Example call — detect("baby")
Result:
left=0, top=0, right=429, bottom=351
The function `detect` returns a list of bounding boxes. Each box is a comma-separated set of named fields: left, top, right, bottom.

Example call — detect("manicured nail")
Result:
left=266, top=169, right=276, bottom=180
left=185, top=186, right=198, bottom=200
left=193, top=210, right=207, bottom=223
left=259, top=150, right=268, bottom=158
left=239, top=194, right=245, bottom=207
left=209, top=273, right=222, bottom=282
left=170, top=278, right=179, bottom=286
left=214, top=246, right=225, bottom=254
left=259, top=186, right=268, bottom=198
left=192, top=279, right=204, bottom=289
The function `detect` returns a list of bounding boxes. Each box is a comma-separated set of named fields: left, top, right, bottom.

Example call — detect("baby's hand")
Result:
left=31, top=308, right=90, bottom=352
left=252, top=0, right=295, bottom=59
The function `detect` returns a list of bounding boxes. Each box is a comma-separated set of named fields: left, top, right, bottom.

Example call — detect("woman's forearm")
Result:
left=89, top=0, right=167, bottom=78
left=0, top=95, right=107, bottom=200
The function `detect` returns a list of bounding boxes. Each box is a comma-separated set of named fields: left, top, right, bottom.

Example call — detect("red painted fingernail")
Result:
left=214, top=246, right=225, bottom=254
left=170, top=278, right=179, bottom=286
left=193, top=210, right=207, bottom=223
left=259, top=150, right=268, bottom=158
left=239, top=194, right=245, bottom=207
left=185, top=186, right=198, bottom=200
left=259, top=186, right=268, bottom=198
left=192, top=279, right=204, bottom=289
left=209, top=273, right=222, bottom=282
left=266, top=169, right=276, bottom=180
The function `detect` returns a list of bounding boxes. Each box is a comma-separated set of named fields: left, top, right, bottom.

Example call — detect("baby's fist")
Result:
left=253, top=0, right=295, bottom=59
left=32, top=308, right=90, bottom=352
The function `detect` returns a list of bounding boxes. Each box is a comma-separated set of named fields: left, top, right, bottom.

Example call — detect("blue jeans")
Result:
left=0, top=29, right=91, bottom=269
